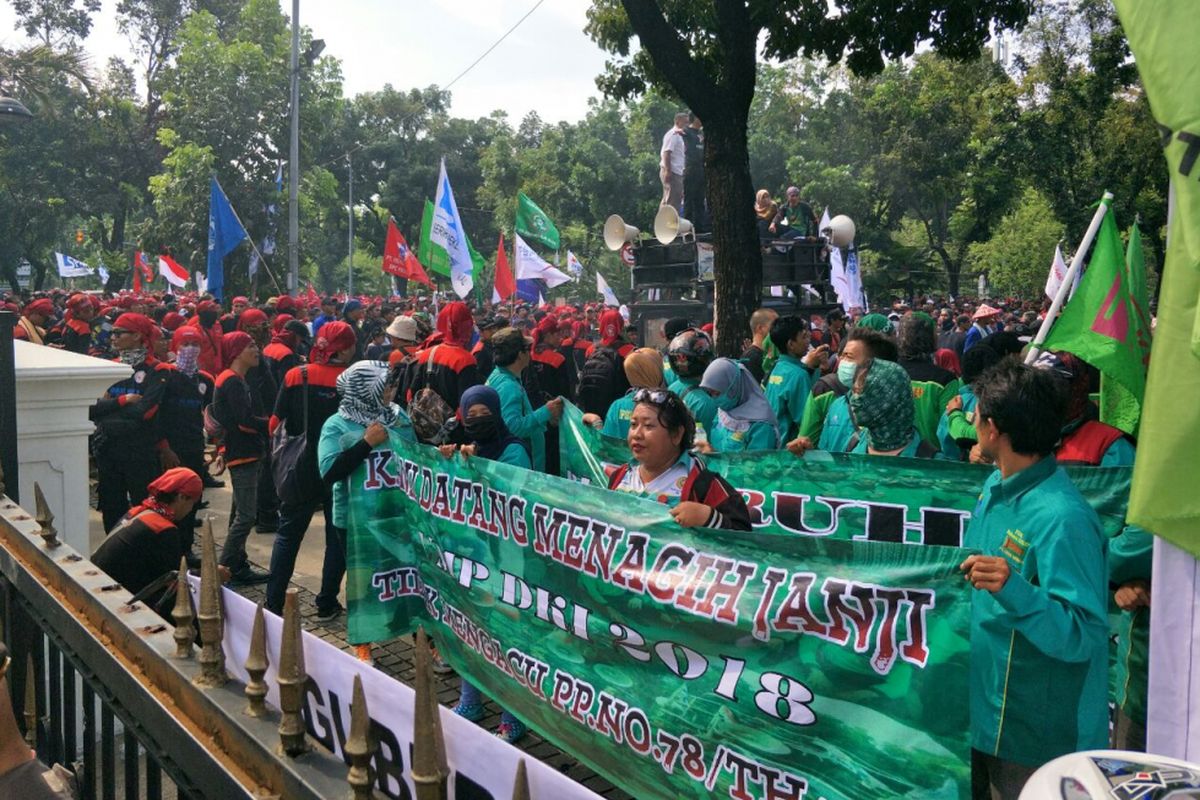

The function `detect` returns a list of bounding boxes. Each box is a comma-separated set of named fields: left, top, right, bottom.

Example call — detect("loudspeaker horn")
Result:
left=653, top=205, right=694, bottom=245
left=827, top=215, right=856, bottom=247
left=603, top=215, right=640, bottom=251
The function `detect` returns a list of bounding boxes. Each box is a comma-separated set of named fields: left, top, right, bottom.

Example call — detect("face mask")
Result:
left=119, top=347, right=148, bottom=366
left=837, top=360, right=858, bottom=389
left=175, top=344, right=200, bottom=376
left=464, top=414, right=499, bottom=441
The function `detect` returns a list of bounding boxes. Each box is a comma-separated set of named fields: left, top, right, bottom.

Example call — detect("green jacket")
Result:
left=487, top=366, right=551, bottom=472
left=937, top=384, right=979, bottom=460
left=965, top=456, right=1109, bottom=765
left=709, top=418, right=777, bottom=453
left=318, top=411, right=416, bottom=529
left=765, top=354, right=816, bottom=443
left=797, top=387, right=834, bottom=442
left=669, top=377, right=718, bottom=443
left=1105, top=443, right=1151, bottom=726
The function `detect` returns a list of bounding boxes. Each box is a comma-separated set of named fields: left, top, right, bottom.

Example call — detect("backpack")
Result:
left=271, top=367, right=312, bottom=505
left=409, top=346, right=454, bottom=443
left=577, top=346, right=628, bottom=417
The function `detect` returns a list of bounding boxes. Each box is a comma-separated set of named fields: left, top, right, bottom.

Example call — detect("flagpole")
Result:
left=1025, top=191, right=1113, bottom=364
left=215, top=177, right=285, bottom=294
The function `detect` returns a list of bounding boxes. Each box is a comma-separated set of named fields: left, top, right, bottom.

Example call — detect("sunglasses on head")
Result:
left=633, top=388, right=674, bottom=406
left=111, top=328, right=132, bottom=336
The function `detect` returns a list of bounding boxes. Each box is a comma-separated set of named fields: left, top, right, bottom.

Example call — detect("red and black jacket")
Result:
left=89, top=356, right=171, bottom=458
left=58, top=317, right=94, bottom=354
left=262, top=341, right=300, bottom=389
left=213, top=369, right=268, bottom=466
left=607, top=458, right=752, bottom=531
left=530, top=346, right=572, bottom=407
left=270, top=363, right=347, bottom=490
left=92, top=506, right=184, bottom=595
left=472, top=339, right=495, bottom=381
left=404, top=344, right=481, bottom=412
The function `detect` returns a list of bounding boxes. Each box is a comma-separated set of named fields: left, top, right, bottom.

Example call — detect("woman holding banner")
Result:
left=607, top=389, right=751, bottom=531
left=439, top=384, right=529, bottom=743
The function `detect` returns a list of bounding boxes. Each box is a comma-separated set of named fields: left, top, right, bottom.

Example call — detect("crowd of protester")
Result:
left=2, top=284, right=1151, bottom=793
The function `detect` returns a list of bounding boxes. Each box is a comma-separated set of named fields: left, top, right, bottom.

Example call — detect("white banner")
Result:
left=514, top=234, right=571, bottom=288
left=55, top=252, right=93, bottom=278
left=1147, top=539, right=1200, bottom=759
left=189, top=578, right=601, bottom=800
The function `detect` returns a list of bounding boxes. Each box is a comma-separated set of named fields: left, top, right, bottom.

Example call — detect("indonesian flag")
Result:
left=133, top=251, right=156, bottom=293
left=159, top=255, right=190, bottom=288
left=492, top=234, right=515, bottom=303
left=382, top=218, right=433, bottom=287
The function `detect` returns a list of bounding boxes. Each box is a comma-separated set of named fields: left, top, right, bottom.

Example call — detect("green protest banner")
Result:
left=558, top=402, right=1133, bottom=545
left=347, top=434, right=974, bottom=800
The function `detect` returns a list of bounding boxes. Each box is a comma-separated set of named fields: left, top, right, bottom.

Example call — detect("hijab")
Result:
left=848, top=359, right=914, bottom=452
left=624, top=347, right=665, bottom=389
left=700, top=357, right=779, bottom=440
left=336, top=361, right=400, bottom=428
left=754, top=190, right=777, bottom=220
left=437, top=301, right=474, bottom=348
left=458, top=385, right=527, bottom=462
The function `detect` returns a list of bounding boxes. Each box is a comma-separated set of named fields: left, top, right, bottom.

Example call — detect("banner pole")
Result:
left=1025, top=190, right=1113, bottom=364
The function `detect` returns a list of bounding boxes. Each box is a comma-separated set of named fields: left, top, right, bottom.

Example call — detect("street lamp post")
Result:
left=287, top=0, right=300, bottom=296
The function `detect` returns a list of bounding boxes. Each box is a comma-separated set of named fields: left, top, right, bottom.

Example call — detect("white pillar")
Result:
left=14, top=342, right=130, bottom=553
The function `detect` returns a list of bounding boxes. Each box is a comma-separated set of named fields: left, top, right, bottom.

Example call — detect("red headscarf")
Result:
left=271, top=314, right=297, bottom=349
left=598, top=309, right=624, bottom=347
left=171, top=325, right=203, bottom=352
left=221, top=331, right=254, bottom=369
left=275, top=294, right=297, bottom=313
left=237, top=308, right=269, bottom=330
left=24, top=298, right=53, bottom=318
left=933, top=348, right=961, bottom=377
left=310, top=320, right=356, bottom=364
left=436, top=302, right=474, bottom=348
left=532, top=314, right=559, bottom=348
left=65, top=294, right=91, bottom=313
left=147, top=467, right=203, bottom=500
left=114, top=312, right=160, bottom=348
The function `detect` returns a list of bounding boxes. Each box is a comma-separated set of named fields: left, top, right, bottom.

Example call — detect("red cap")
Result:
left=147, top=467, right=203, bottom=500
left=237, top=308, right=269, bottom=329
left=275, top=295, right=297, bottom=312
left=24, top=298, right=54, bottom=317
left=171, top=325, right=204, bottom=351
left=161, top=311, right=185, bottom=331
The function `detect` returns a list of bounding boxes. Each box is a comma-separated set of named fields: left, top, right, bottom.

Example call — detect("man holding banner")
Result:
left=961, top=360, right=1108, bottom=799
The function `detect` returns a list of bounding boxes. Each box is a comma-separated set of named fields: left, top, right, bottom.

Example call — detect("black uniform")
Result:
left=93, top=506, right=184, bottom=596
left=90, top=358, right=171, bottom=532
left=161, top=368, right=215, bottom=546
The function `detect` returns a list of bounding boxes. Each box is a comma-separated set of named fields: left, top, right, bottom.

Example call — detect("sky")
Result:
left=0, top=0, right=614, bottom=123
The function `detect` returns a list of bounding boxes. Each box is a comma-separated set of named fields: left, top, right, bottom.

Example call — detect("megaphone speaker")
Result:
left=604, top=215, right=640, bottom=251
left=653, top=205, right=694, bottom=245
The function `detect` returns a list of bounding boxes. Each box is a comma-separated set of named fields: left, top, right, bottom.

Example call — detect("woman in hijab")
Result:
left=437, top=385, right=528, bottom=742
left=699, top=358, right=780, bottom=452
left=846, top=359, right=941, bottom=458
left=582, top=348, right=666, bottom=439
left=318, top=361, right=414, bottom=662
left=754, top=189, right=779, bottom=239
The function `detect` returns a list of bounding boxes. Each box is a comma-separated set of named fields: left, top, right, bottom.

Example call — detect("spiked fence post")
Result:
left=193, top=520, right=228, bottom=687
left=172, top=556, right=195, bottom=659
left=345, top=673, right=376, bottom=799
left=512, top=759, right=530, bottom=800
left=23, top=653, right=36, bottom=749
left=32, top=483, right=59, bottom=549
left=410, top=627, right=447, bottom=800
left=244, top=602, right=269, bottom=717
left=277, top=589, right=308, bottom=756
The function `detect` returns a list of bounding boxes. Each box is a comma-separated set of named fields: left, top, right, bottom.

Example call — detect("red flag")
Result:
left=382, top=218, right=433, bottom=287
left=493, top=234, right=515, bottom=303
left=133, top=251, right=156, bottom=293
left=304, top=283, right=320, bottom=307
left=158, top=255, right=190, bottom=288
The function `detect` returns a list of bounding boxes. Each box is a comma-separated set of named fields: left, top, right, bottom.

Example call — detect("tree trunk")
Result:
left=703, top=116, right=760, bottom=357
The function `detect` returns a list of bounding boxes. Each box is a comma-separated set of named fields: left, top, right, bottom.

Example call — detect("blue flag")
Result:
left=207, top=177, right=248, bottom=301
left=515, top=278, right=542, bottom=304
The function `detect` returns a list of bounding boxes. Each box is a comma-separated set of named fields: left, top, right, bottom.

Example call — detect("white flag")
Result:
left=431, top=158, right=474, bottom=299
left=98, top=265, right=110, bottom=285
left=596, top=271, right=619, bottom=306
left=566, top=250, right=584, bottom=278
left=829, top=246, right=865, bottom=313
left=514, top=234, right=571, bottom=288
left=1044, top=244, right=1068, bottom=300
left=55, top=252, right=93, bottom=278
left=819, top=206, right=831, bottom=234
left=196, top=271, right=208, bottom=293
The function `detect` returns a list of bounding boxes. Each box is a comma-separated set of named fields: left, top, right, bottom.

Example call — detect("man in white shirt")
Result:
left=660, top=112, right=688, bottom=212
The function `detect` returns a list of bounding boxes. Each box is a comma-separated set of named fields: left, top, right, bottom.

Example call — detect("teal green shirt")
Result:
left=602, top=391, right=637, bottom=439
left=487, top=366, right=551, bottom=472
left=764, top=354, right=815, bottom=443
left=965, top=456, right=1108, bottom=764
left=816, top=394, right=856, bottom=453
left=848, top=429, right=941, bottom=459
left=668, top=376, right=718, bottom=443
left=318, top=411, right=415, bottom=529
left=496, top=441, right=532, bottom=469
left=937, top=385, right=979, bottom=460
left=709, top=419, right=777, bottom=453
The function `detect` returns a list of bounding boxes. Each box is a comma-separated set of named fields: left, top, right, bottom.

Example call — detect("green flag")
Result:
left=1043, top=202, right=1149, bottom=401
left=515, top=192, right=560, bottom=250
left=418, top=198, right=486, bottom=282
left=1114, top=0, right=1200, bottom=553
left=1100, top=222, right=1153, bottom=435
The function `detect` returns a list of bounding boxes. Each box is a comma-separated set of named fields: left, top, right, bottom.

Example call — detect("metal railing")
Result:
left=0, top=474, right=535, bottom=799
